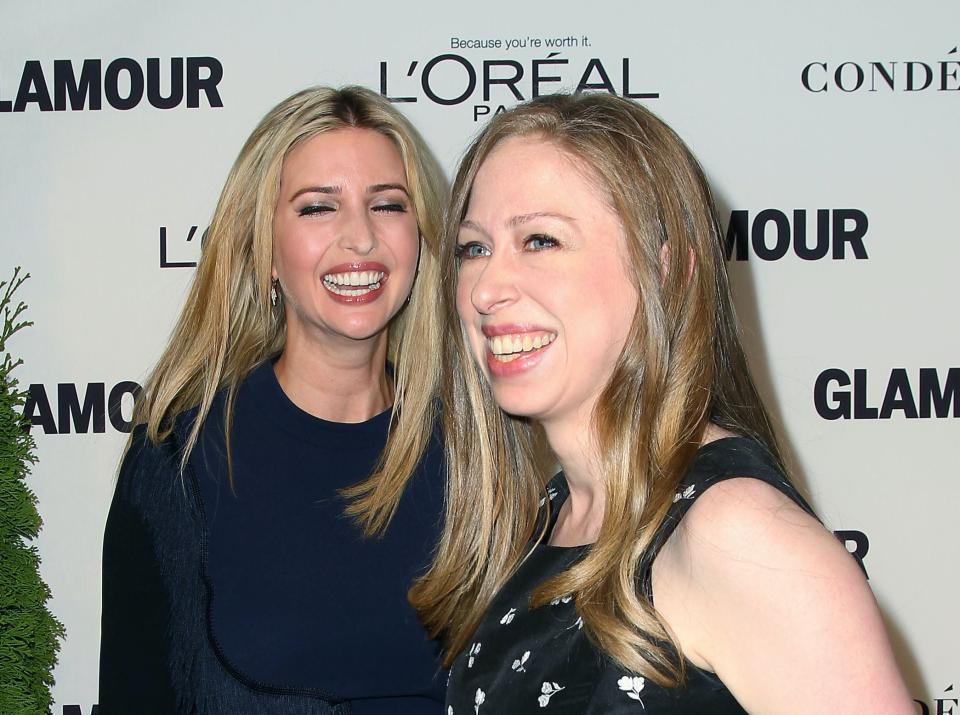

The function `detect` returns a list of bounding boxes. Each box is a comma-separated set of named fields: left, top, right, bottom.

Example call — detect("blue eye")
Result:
left=526, top=234, right=558, bottom=251
left=454, top=242, right=491, bottom=260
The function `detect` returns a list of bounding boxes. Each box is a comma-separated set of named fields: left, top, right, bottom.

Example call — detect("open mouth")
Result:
left=487, top=331, right=557, bottom=363
left=322, top=269, right=386, bottom=297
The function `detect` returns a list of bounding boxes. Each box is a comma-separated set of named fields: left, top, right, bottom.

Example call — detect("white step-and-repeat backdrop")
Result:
left=2, top=2, right=956, bottom=712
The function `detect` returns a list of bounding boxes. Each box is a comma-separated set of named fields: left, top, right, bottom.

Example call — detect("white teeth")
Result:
left=486, top=332, right=556, bottom=357
left=324, top=280, right=382, bottom=296
left=323, top=270, right=385, bottom=291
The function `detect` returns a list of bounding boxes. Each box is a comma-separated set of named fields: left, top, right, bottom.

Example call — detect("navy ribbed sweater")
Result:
left=99, top=361, right=446, bottom=714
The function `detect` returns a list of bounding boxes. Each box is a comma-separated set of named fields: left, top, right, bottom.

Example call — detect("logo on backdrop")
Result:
left=815, top=368, right=959, bottom=420
left=23, top=382, right=141, bottom=435
left=62, top=706, right=98, bottom=715
left=724, top=208, right=869, bottom=261
left=0, top=57, right=223, bottom=112
left=914, top=685, right=958, bottom=715
left=160, top=225, right=208, bottom=268
left=378, top=33, right=660, bottom=121
left=801, top=46, right=959, bottom=93
left=833, top=529, right=869, bottom=578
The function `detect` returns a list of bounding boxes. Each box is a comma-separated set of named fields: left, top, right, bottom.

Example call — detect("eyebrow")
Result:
left=460, top=211, right=576, bottom=235
left=289, top=183, right=410, bottom=201
left=509, top=211, right=575, bottom=227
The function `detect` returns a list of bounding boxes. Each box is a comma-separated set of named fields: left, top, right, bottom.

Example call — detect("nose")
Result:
left=338, top=208, right=377, bottom=255
left=467, top=251, right=520, bottom=315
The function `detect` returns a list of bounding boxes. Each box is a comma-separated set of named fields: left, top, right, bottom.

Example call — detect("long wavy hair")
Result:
left=410, top=92, right=784, bottom=684
left=134, top=85, right=446, bottom=534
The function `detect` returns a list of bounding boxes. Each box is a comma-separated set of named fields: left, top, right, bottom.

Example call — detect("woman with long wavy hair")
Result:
left=99, top=86, right=447, bottom=714
left=412, top=93, right=912, bottom=713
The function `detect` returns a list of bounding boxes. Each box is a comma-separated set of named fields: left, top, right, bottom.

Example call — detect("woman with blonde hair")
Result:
left=414, top=92, right=913, bottom=713
left=100, top=86, right=447, bottom=714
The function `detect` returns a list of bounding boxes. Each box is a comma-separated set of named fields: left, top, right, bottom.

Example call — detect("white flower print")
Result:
left=538, top=681, right=565, bottom=707
left=474, top=687, right=485, bottom=713
left=500, top=607, right=517, bottom=625
left=617, top=675, right=646, bottom=708
left=549, top=594, right=573, bottom=606
left=538, top=486, right=560, bottom=506
left=468, top=641, right=481, bottom=668
left=511, top=650, right=530, bottom=672
left=673, top=484, right=696, bottom=503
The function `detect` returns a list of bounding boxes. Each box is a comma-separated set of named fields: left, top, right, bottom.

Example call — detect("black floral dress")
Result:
left=446, top=438, right=816, bottom=713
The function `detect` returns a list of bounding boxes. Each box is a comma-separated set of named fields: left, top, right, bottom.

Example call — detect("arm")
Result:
left=99, top=432, right=178, bottom=715
left=655, top=477, right=914, bottom=714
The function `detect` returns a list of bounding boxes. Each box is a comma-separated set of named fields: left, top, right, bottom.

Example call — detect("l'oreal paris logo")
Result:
left=378, top=53, right=659, bottom=121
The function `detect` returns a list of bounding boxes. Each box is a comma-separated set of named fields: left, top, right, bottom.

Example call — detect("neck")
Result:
left=542, top=408, right=606, bottom=546
left=274, top=326, right=392, bottom=423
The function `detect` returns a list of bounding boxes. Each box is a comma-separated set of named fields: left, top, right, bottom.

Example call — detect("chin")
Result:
left=488, top=386, right=548, bottom=421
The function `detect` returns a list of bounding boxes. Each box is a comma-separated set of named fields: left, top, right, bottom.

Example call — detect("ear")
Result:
left=659, top=242, right=696, bottom=283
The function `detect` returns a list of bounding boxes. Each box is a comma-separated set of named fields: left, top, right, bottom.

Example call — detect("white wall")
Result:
left=2, top=2, right=956, bottom=711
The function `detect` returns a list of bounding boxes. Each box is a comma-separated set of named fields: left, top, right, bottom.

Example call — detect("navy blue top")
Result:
left=100, top=361, right=446, bottom=714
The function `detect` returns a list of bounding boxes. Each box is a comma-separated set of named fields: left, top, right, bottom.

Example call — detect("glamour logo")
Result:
left=0, top=57, right=223, bottom=112
left=379, top=53, right=659, bottom=121
left=160, top=225, right=208, bottom=268
left=814, top=368, right=959, bottom=420
left=801, top=46, right=959, bottom=93
left=724, top=209, right=868, bottom=261
left=23, top=381, right=141, bottom=434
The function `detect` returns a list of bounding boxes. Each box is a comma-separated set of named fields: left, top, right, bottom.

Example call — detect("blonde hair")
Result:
left=135, top=85, right=446, bottom=534
left=410, top=93, right=783, bottom=684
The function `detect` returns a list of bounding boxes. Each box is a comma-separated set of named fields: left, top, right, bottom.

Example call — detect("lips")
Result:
left=322, top=262, right=388, bottom=304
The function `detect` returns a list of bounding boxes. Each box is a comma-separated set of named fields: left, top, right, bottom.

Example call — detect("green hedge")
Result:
left=0, top=268, right=65, bottom=715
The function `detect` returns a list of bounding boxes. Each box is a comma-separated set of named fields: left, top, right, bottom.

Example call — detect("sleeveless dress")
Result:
left=445, top=437, right=817, bottom=714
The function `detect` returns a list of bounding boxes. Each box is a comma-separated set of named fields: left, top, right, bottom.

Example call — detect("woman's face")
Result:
left=272, top=127, right=419, bottom=347
left=455, top=136, right=639, bottom=432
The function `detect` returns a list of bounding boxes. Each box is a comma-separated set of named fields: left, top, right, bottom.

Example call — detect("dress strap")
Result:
left=641, top=437, right=817, bottom=598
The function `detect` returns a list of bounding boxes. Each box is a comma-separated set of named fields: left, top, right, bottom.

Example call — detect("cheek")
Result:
left=454, top=272, right=485, bottom=358
left=454, top=269, right=474, bottom=322
left=273, top=222, right=317, bottom=275
left=389, top=220, right=421, bottom=271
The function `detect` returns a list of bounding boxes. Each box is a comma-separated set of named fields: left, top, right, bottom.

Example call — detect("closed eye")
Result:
left=298, top=204, right=335, bottom=217
left=372, top=202, right=408, bottom=214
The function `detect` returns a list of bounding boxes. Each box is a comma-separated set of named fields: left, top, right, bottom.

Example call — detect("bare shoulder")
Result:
left=654, top=477, right=913, bottom=714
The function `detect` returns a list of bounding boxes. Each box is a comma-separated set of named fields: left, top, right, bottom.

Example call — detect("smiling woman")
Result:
left=454, top=137, right=638, bottom=427
left=413, top=93, right=914, bottom=714
left=98, top=86, right=448, bottom=715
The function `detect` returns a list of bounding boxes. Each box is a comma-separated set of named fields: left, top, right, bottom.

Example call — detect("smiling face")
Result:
left=455, top=136, right=640, bottom=433
left=272, top=127, right=420, bottom=349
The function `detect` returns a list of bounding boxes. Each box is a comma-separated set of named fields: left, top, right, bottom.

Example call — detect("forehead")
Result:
left=281, top=127, right=406, bottom=182
left=468, top=136, right=611, bottom=216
